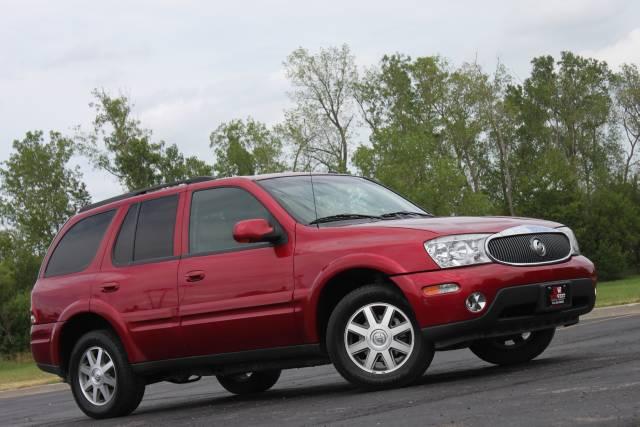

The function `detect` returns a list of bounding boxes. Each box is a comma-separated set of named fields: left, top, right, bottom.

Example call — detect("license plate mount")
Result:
left=540, top=283, right=571, bottom=310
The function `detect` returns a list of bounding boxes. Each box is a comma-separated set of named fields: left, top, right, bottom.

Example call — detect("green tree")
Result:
left=284, top=45, right=358, bottom=172
left=210, top=118, right=285, bottom=177
left=438, top=62, right=490, bottom=194
left=273, top=110, right=318, bottom=172
left=0, top=131, right=90, bottom=256
left=479, top=63, right=520, bottom=216
left=0, top=131, right=91, bottom=355
left=0, top=230, right=33, bottom=354
left=79, top=89, right=212, bottom=190
left=613, top=63, right=640, bottom=183
left=579, top=184, right=640, bottom=279
left=510, top=53, right=617, bottom=200
left=354, top=54, right=490, bottom=215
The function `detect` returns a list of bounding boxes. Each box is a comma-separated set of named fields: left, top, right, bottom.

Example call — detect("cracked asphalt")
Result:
left=1, top=308, right=639, bottom=426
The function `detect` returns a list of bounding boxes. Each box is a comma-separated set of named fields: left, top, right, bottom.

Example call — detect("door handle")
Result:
left=100, top=282, right=120, bottom=293
left=185, top=270, right=205, bottom=282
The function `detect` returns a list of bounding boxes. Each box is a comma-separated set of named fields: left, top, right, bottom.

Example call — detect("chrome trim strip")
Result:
left=484, top=225, right=571, bottom=267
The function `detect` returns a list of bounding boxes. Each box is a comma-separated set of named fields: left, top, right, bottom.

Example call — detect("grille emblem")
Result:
left=530, top=237, right=547, bottom=257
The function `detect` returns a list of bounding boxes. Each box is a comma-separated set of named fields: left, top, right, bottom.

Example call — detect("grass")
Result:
left=0, top=353, right=60, bottom=392
left=0, top=275, right=637, bottom=392
left=595, top=274, right=640, bottom=307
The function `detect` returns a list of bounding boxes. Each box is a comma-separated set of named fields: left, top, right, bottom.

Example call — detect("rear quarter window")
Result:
left=111, top=195, right=179, bottom=265
left=134, top=196, right=178, bottom=261
left=45, top=210, right=116, bottom=277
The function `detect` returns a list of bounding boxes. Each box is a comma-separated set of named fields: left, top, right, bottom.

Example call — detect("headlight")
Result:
left=424, top=234, right=492, bottom=269
left=557, top=226, right=580, bottom=255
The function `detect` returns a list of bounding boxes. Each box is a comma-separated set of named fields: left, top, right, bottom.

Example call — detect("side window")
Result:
left=111, top=195, right=178, bottom=265
left=189, top=187, right=276, bottom=254
left=258, top=175, right=315, bottom=223
left=112, top=204, right=139, bottom=265
left=45, top=210, right=116, bottom=277
left=135, top=196, right=178, bottom=261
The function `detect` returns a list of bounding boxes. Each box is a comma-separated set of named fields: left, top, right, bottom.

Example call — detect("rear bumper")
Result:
left=422, top=278, right=595, bottom=349
left=31, top=321, right=64, bottom=378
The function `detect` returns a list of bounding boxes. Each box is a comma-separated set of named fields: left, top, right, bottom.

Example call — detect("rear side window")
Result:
left=189, top=187, right=276, bottom=254
left=45, top=210, right=116, bottom=277
left=112, top=195, right=178, bottom=265
left=135, top=196, right=178, bottom=261
left=112, top=204, right=139, bottom=265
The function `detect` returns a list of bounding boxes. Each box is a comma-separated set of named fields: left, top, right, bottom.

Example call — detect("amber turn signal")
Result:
left=422, top=283, right=460, bottom=296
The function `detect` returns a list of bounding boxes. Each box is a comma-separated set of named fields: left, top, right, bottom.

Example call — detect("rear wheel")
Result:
left=470, top=328, right=556, bottom=365
left=216, top=370, right=281, bottom=395
left=326, top=285, right=433, bottom=390
left=69, top=330, right=145, bottom=419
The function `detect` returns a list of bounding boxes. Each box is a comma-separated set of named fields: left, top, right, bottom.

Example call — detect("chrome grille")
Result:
left=486, top=232, right=571, bottom=265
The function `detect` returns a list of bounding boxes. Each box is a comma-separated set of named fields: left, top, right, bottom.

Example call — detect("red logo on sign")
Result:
left=550, top=286, right=566, bottom=304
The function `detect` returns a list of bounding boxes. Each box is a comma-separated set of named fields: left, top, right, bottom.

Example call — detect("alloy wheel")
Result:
left=78, top=346, right=117, bottom=406
left=343, top=302, right=415, bottom=374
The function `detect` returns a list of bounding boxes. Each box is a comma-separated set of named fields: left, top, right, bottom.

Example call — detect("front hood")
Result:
left=350, top=216, right=563, bottom=236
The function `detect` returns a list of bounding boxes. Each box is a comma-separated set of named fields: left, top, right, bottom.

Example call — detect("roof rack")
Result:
left=79, top=176, right=216, bottom=213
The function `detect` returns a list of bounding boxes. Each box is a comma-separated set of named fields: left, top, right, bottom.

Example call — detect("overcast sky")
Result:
left=1, top=0, right=640, bottom=201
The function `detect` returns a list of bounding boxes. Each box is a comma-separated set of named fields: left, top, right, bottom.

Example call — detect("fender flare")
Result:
left=301, top=253, right=422, bottom=342
left=50, top=299, right=90, bottom=366
left=89, top=299, right=146, bottom=363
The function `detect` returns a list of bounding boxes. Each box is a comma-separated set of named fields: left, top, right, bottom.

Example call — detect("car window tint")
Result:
left=45, top=210, right=116, bottom=277
left=259, top=175, right=426, bottom=225
left=133, top=195, right=178, bottom=262
left=112, top=204, right=139, bottom=265
left=258, top=176, right=315, bottom=223
left=190, top=187, right=275, bottom=254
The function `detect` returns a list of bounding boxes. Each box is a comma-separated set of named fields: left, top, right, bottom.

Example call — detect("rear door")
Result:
left=177, top=185, right=297, bottom=357
left=93, top=193, right=184, bottom=361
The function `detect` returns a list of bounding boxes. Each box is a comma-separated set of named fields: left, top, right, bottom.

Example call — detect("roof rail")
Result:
left=78, top=176, right=215, bottom=213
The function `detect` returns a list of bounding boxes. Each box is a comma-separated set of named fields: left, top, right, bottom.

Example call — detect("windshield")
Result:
left=258, top=175, right=428, bottom=225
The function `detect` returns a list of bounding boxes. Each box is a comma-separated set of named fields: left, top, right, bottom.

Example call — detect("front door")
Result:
left=178, top=186, right=297, bottom=356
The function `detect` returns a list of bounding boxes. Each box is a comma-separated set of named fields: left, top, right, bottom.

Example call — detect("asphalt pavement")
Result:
left=1, top=307, right=639, bottom=426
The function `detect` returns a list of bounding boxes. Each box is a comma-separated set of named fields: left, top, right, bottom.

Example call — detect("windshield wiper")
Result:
left=380, top=211, right=433, bottom=219
left=309, top=213, right=382, bottom=225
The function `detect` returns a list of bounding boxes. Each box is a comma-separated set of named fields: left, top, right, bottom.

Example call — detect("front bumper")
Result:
left=422, top=278, right=595, bottom=349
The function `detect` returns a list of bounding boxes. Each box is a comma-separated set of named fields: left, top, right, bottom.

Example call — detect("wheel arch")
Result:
left=56, top=312, right=122, bottom=379
left=308, top=254, right=422, bottom=349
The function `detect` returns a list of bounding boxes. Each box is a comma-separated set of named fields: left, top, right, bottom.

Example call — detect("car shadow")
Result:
left=414, top=355, right=584, bottom=386
left=119, top=354, right=587, bottom=421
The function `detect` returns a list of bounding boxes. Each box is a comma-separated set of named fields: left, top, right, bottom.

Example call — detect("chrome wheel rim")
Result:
left=78, top=346, right=117, bottom=406
left=344, top=302, right=415, bottom=374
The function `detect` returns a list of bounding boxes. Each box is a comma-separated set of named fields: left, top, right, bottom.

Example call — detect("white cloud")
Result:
left=2, top=0, right=640, bottom=201
left=507, top=0, right=627, bottom=26
left=582, top=28, right=640, bottom=69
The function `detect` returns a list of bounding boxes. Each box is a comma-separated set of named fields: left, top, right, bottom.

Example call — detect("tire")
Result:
left=69, top=330, right=145, bottom=419
left=470, top=328, right=556, bottom=366
left=326, top=285, right=433, bottom=390
left=217, top=370, right=281, bottom=395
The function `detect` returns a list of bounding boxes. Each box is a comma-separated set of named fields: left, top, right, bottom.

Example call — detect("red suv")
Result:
left=31, top=174, right=596, bottom=419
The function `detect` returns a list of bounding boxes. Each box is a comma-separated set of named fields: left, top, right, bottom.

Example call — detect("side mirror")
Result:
left=233, top=219, right=282, bottom=244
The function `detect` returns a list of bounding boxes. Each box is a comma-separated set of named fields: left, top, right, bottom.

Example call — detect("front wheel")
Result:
left=470, top=328, right=556, bottom=366
left=326, top=285, right=433, bottom=390
left=69, top=330, right=145, bottom=419
left=217, top=370, right=281, bottom=395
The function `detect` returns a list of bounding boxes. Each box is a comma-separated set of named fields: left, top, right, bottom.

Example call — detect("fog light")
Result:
left=423, top=283, right=460, bottom=296
left=465, top=292, right=486, bottom=313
